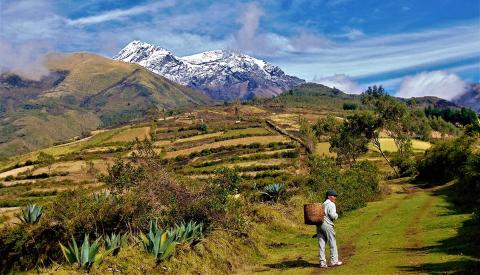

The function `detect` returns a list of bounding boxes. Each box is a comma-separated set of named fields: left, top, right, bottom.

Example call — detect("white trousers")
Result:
left=316, top=223, right=339, bottom=265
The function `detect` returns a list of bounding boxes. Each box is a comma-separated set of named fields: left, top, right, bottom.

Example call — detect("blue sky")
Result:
left=1, top=0, right=479, bottom=99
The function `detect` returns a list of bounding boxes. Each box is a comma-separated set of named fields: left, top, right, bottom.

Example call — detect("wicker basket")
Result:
left=304, top=203, right=324, bottom=225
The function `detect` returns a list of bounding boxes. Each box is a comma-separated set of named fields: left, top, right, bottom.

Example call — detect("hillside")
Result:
left=1, top=103, right=477, bottom=274
left=259, top=83, right=462, bottom=113
left=0, top=53, right=209, bottom=158
left=260, top=83, right=361, bottom=111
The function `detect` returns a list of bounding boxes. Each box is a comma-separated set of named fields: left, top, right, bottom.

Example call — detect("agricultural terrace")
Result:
left=0, top=104, right=434, bottom=224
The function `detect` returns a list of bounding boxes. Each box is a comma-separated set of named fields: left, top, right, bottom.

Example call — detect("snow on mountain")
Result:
left=113, top=40, right=305, bottom=100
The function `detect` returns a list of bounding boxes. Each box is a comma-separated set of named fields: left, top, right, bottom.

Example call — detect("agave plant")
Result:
left=137, top=220, right=177, bottom=261
left=19, top=204, right=43, bottom=224
left=59, top=234, right=111, bottom=271
left=261, top=183, right=285, bottom=202
left=169, top=221, right=203, bottom=244
left=93, top=190, right=111, bottom=204
left=105, top=232, right=128, bottom=256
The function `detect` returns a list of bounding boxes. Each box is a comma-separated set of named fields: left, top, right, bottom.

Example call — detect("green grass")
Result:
left=223, top=127, right=271, bottom=138
left=249, top=182, right=479, bottom=274
left=369, top=138, right=432, bottom=153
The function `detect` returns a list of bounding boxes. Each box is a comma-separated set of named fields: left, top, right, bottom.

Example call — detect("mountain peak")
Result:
left=113, top=40, right=305, bottom=100
left=114, top=40, right=173, bottom=63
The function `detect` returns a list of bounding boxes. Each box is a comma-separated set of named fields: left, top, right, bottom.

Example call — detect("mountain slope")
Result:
left=453, top=83, right=480, bottom=112
left=113, top=40, right=305, bottom=100
left=0, top=53, right=209, bottom=158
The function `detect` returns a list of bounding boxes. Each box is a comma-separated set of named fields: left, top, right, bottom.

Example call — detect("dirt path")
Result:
left=245, top=182, right=476, bottom=274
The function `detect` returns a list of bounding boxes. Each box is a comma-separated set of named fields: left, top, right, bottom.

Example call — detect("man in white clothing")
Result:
left=317, top=190, right=342, bottom=268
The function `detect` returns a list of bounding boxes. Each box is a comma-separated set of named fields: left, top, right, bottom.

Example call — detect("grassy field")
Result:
left=246, top=181, right=479, bottom=274
left=369, top=138, right=432, bottom=153
left=165, top=135, right=288, bottom=158
left=107, top=126, right=150, bottom=142
left=223, top=127, right=271, bottom=137
left=316, top=142, right=336, bottom=157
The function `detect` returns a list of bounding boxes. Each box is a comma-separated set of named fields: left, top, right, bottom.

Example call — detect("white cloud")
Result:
left=66, top=1, right=176, bottom=26
left=0, top=40, right=52, bottom=80
left=337, top=28, right=365, bottom=40
left=313, top=74, right=363, bottom=94
left=395, top=71, right=466, bottom=100
left=234, top=2, right=265, bottom=52
left=276, top=23, right=480, bottom=81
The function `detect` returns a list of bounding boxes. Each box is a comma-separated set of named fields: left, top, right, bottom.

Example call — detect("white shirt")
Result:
left=323, top=199, right=338, bottom=226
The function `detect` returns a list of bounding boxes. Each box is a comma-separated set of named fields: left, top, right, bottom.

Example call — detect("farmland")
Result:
left=0, top=103, right=435, bottom=222
left=0, top=102, right=477, bottom=274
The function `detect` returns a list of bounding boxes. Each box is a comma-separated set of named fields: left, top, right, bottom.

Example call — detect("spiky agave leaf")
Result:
left=158, top=232, right=177, bottom=261
left=59, top=242, right=77, bottom=264
left=19, top=204, right=43, bottom=224
left=80, top=234, right=90, bottom=267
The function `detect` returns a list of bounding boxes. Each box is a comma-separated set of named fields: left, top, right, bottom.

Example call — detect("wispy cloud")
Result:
left=275, top=23, right=480, bottom=81
left=66, top=1, right=176, bottom=26
left=336, top=28, right=365, bottom=40
left=234, top=2, right=266, bottom=53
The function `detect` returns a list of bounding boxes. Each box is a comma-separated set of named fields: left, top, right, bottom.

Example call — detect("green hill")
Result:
left=259, top=83, right=361, bottom=110
left=0, top=53, right=210, bottom=158
left=259, top=83, right=459, bottom=111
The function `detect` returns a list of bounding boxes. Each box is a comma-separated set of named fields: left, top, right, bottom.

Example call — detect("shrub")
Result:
left=416, top=135, right=475, bottom=184
left=307, top=156, right=379, bottom=212
left=343, top=102, right=358, bottom=110
left=215, top=167, right=241, bottom=195
left=198, top=123, right=209, bottom=132
left=390, top=151, right=417, bottom=177
left=18, top=204, right=43, bottom=224
left=0, top=223, right=67, bottom=273
left=99, top=159, right=146, bottom=192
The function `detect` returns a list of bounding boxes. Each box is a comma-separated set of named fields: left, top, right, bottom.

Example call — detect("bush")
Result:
left=343, top=102, right=358, bottom=110
left=99, top=159, right=147, bottom=192
left=307, top=156, right=379, bottom=212
left=390, top=152, right=417, bottom=177
left=198, top=123, right=208, bottom=132
left=416, top=135, right=475, bottom=184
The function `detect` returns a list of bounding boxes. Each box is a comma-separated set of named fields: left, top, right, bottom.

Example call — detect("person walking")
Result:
left=317, top=190, right=342, bottom=268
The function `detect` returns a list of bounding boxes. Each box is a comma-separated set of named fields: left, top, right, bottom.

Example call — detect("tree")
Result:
left=361, top=86, right=414, bottom=176
left=37, top=152, right=55, bottom=173
left=313, top=115, right=340, bottom=141
left=329, top=113, right=374, bottom=165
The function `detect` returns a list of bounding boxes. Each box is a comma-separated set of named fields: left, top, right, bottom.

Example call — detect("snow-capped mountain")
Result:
left=113, top=40, right=305, bottom=100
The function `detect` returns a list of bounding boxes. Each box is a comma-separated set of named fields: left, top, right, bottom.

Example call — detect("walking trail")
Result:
left=245, top=180, right=479, bottom=274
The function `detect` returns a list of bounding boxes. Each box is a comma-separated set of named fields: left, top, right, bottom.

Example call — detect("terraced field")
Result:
left=0, top=105, right=434, bottom=227
left=0, top=106, right=302, bottom=224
